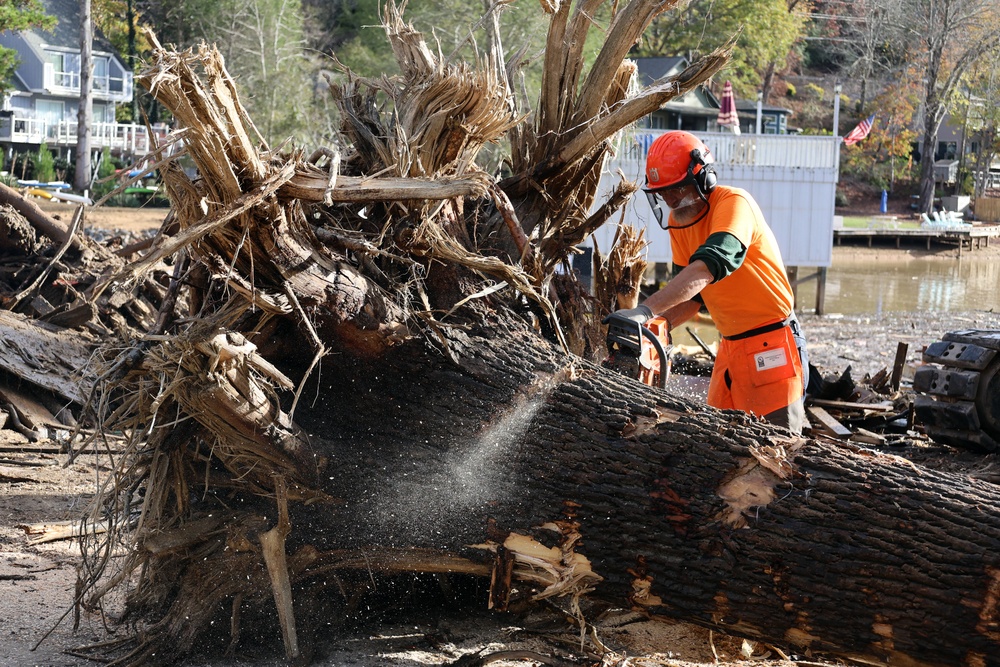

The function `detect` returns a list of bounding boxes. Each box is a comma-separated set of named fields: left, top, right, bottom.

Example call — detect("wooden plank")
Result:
left=809, top=398, right=895, bottom=412
left=0, top=444, right=63, bottom=454
left=975, top=197, right=1000, bottom=222
left=807, top=406, right=852, bottom=439
left=890, top=342, right=908, bottom=392
left=21, top=519, right=109, bottom=545
left=0, top=384, right=58, bottom=431
left=850, top=428, right=887, bottom=446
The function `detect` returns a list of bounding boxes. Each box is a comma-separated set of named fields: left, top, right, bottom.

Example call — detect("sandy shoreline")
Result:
left=830, top=238, right=1000, bottom=261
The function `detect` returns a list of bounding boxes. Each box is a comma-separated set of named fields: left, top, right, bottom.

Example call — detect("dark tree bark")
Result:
left=305, top=321, right=1000, bottom=667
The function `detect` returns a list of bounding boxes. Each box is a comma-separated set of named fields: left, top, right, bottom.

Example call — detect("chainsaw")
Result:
left=603, top=312, right=673, bottom=389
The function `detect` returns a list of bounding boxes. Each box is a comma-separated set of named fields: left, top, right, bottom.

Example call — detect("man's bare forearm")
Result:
left=659, top=300, right=702, bottom=331
left=642, top=261, right=714, bottom=317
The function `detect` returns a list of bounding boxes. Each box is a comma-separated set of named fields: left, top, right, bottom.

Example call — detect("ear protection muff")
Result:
left=689, top=148, right=717, bottom=195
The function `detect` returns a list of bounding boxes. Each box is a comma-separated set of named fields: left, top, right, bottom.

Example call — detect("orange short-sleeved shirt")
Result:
left=668, top=185, right=794, bottom=338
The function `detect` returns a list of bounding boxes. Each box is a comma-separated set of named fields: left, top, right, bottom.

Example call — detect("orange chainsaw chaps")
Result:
left=638, top=316, right=673, bottom=387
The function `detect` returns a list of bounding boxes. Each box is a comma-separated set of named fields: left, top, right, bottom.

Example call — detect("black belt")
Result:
left=723, top=315, right=795, bottom=341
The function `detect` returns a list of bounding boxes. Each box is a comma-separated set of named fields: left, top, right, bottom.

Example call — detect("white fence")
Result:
left=0, top=115, right=169, bottom=156
left=592, top=130, right=841, bottom=268
left=621, top=132, right=840, bottom=170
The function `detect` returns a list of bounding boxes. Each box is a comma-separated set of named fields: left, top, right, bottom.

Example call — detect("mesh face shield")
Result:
left=644, top=180, right=703, bottom=228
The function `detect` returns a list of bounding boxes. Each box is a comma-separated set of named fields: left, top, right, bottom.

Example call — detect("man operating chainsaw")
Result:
left=607, top=130, right=809, bottom=433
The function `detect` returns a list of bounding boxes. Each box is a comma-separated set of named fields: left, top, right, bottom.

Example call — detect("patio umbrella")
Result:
left=717, top=80, right=741, bottom=135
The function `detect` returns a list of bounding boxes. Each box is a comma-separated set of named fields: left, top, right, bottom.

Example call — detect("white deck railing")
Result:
left=617, top=130, right=841, bottom=170
left=0, top=115, right=169, bottom=156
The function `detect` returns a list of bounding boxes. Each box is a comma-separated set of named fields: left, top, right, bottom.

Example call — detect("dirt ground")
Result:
left=34, top=199, right=170, bottom=234
left=2, top=201, right=998, bottom=666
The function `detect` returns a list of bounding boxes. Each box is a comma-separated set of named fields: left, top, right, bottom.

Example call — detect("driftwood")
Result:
left=0, top=310, right=97, bottom=404
left=21, top=519, right=109, bottom=545
left=38, top=3, right=1000, bottom=667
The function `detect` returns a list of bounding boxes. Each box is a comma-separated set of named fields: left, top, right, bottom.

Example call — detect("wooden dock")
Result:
left=833, top=219, right=1000, bottom=256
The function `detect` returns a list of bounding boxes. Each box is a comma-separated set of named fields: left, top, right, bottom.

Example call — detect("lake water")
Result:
left=796, top=254, right=1000, bottom=315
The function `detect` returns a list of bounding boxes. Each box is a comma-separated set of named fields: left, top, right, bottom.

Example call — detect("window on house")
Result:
left=680, top=116, right=706, bottom=132
left=46, top=52, right=80, bottom=88
left=936, top=142, right=957, bottom=160
left=94, top=104, right=115, bottom=123
left=35, top=100, right=64, bottom=127
left=94, top=57, right=110, bottom=91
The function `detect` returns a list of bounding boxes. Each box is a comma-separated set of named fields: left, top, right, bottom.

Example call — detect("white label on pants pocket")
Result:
left=754, top=348, right=788, bottom=371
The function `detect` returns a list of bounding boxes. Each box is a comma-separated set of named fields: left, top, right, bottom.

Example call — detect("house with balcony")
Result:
left=0, top=0, right=161, bottom=162
left=633, top=57, right=723, bottom=132
left=735, top=100, right=794, bottom=135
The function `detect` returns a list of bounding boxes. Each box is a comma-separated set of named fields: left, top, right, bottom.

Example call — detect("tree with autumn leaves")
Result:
left=840, top=72, right=922, bottom=195
left=0, top=0, right=55, bottom=96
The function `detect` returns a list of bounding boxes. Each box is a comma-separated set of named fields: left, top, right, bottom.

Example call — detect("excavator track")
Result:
left=912, top=329, right=1000, bottom=452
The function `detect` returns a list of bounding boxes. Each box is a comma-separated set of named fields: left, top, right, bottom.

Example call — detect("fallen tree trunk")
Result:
left=0, top=310, right=97, bottom=404
left=0, top=182, right=81, bottom=248
left=93, top=316, right=1000, bottom=666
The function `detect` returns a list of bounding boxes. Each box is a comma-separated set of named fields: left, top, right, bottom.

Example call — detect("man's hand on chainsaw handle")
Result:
left=602, top=304, right=653, bottom=325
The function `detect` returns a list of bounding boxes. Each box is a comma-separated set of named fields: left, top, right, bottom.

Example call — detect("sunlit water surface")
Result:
left=798, top=254, right=1000, bottom=315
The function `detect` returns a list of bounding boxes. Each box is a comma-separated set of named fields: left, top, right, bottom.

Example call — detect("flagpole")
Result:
left=832, top=83, right=841, bottom=139
left=891, top=124, right=896, bottom=193
left=755, top=91, right=762, bottom=134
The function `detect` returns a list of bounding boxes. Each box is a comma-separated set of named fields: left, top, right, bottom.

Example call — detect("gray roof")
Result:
left=736, top=100, right=792, bottom=115
left=634, top=57, right=687, bottom=87
left=22, top=0, right=118, bottom=54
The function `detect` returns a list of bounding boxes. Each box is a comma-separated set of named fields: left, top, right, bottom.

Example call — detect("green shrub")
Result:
left=957, top=171, right=974, bottom=196
left=835, top=189, right=849, bottom=207
left=805, top=83, right=825, bottom=101
left=785, top=82, right=797, bottom=98
left=92, top=147, right=118, bottom=198
left=35, top=143, right=55, bottom=183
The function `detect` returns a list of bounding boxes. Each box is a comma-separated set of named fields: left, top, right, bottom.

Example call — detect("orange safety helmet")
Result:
left=644, top=131, right=717, bottom=195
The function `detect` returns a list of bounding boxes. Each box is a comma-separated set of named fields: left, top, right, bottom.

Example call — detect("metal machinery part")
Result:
left=913, top=330, right=1000, bottom=452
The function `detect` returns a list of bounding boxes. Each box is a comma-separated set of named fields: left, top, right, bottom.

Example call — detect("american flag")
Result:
left=844, top=114, right=875, bottom=146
